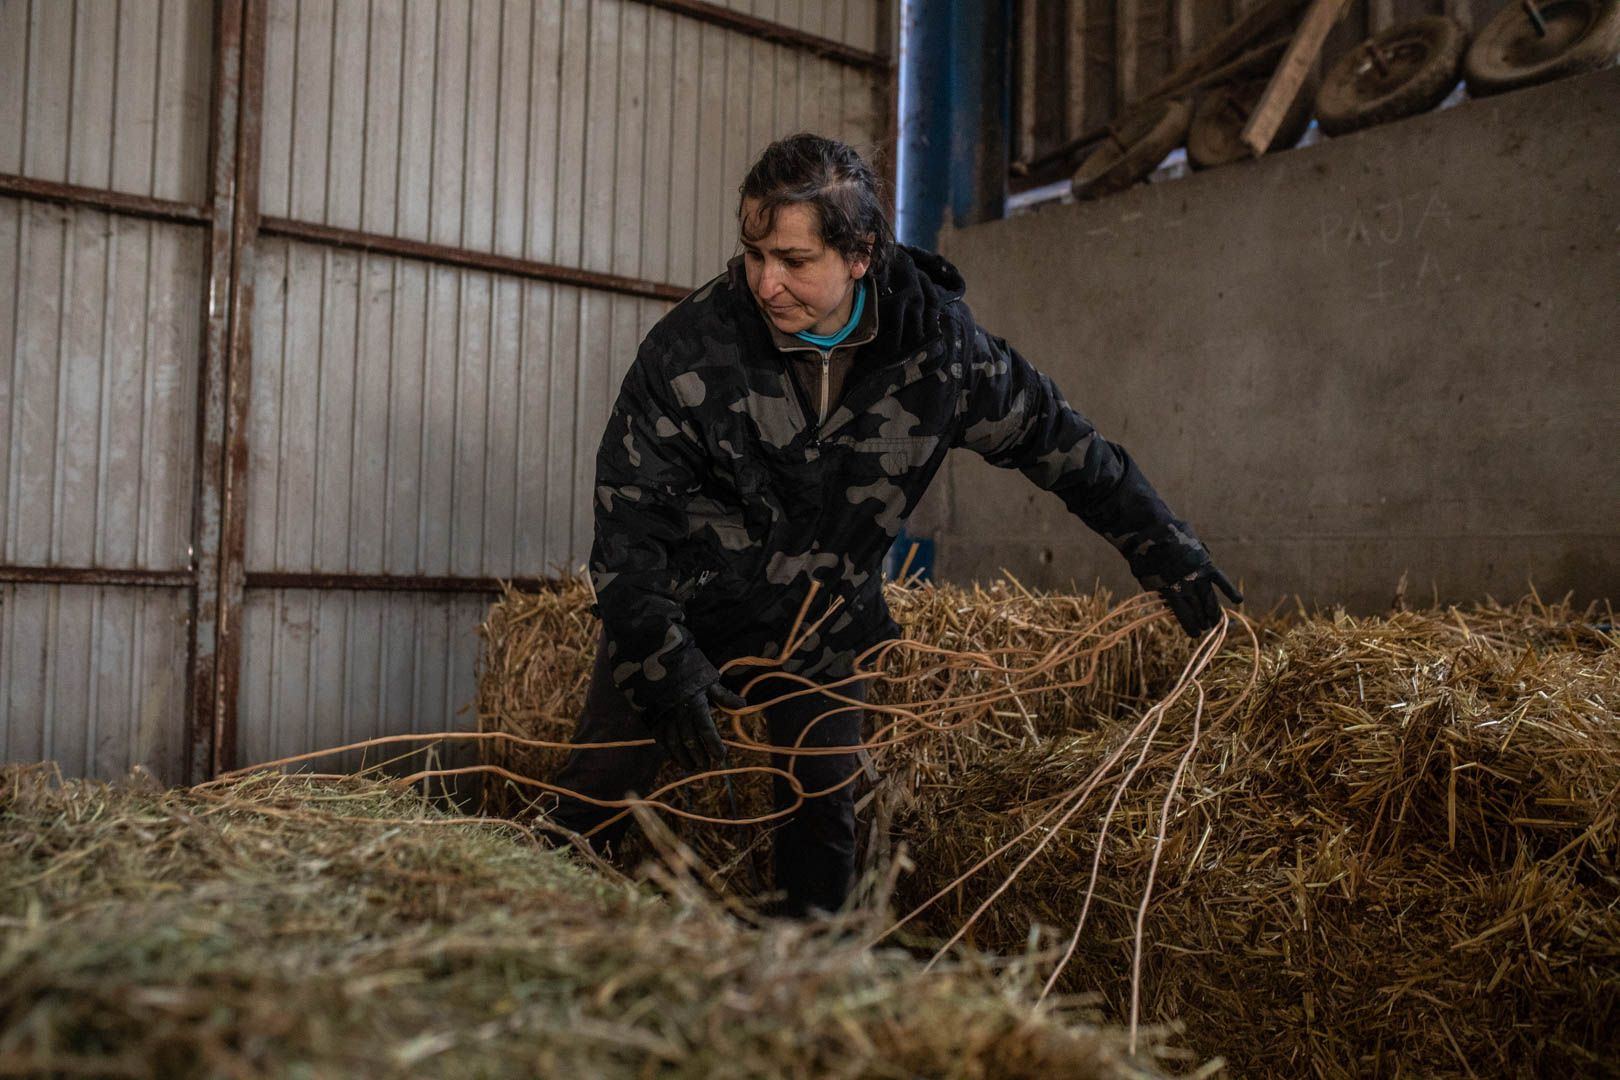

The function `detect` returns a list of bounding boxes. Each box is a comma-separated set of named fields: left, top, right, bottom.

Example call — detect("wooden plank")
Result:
left=1017, top=0, right=1039, bottom=162
left=1242, top=0, right=1351, bottom=156
left=1066, top=2, right=1090, bottom=139
left=1173, top=0, right=1197, bottom=70
left=1117, top=0, right=1140, bottom=110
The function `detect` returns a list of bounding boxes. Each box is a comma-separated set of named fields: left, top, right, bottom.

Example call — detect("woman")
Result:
left=550, top=133, right=1239, bottom=916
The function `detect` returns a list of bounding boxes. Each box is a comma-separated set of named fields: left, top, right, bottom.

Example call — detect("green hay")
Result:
left=0, top=765, right=1187, bottom=1080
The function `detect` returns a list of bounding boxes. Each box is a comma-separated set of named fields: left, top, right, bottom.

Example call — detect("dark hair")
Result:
left=738, top=133, right=895, bottom=272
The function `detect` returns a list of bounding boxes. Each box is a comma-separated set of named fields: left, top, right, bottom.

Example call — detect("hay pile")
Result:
left=0, top=764, right=1184, bottom=1079
left=891, top=598, right=1620, bottom=1078
left=476, top=581, right=1619, bottom=1077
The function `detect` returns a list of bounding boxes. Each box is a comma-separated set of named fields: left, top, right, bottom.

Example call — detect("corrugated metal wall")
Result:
left=240, top=0, right=891, bottom=784
left=2, top=0, right=895, bottom=789
left=0, top=0, right=215, bottom=784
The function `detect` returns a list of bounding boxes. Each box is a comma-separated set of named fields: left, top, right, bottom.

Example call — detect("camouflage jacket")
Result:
left=590, top=245, right=1210, bottom=712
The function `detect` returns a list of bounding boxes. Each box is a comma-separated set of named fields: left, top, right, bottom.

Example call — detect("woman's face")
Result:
left=740, top=198, right=870, bottom=337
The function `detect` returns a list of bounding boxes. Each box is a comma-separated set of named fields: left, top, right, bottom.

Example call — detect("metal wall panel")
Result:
left=0, top=0, right=214, bottom=206
left=719, top=0, right=883, bottom=51
left=237, top=588, right=488, bottom=774
left=0, top=197, right=204, bottom=572
left=234, top=0, right=891, bottom=775
left=258, top=0, right=887, bottom=285
left=244, top=236, right=667, bottom=579
left=0, top=583, right=190, bottom=784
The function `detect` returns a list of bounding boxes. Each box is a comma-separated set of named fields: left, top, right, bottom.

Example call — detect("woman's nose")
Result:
left=757, top=261, right=785, bottom=298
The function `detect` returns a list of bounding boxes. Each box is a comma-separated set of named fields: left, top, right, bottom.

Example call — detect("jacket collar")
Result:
left=726, top=256, right=881, bottom=357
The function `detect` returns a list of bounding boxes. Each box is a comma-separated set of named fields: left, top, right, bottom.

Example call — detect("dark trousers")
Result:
left=549, top=634, right=866, bottom=916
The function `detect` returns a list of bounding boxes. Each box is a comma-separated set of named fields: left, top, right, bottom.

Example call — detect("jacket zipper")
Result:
left=818, top=355, right=830, bottom=426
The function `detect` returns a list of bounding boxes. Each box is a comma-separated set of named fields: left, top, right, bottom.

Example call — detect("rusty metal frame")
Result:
left=0, top=566, right=194, bottom=588
left=187, top=0, right=248, bottom=784
left=259, top=217, right=690, bottom=304
left=245, top=572, right=555, bottom=595
left=201, top=0, right=269, bottom=780
left=636, top=0, right=890, bottom=71
left=185, top=0, right=897, bottom=782
left=0, top=173, right=211, bottom=227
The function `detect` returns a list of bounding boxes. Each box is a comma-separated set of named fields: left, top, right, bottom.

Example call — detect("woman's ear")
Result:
left=850, top=233, right=878, bottom=279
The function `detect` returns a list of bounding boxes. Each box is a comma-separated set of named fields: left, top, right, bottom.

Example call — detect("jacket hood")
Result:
left=868, top=244, right=965, bottom=358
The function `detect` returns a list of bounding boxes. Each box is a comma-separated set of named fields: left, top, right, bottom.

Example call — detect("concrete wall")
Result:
left=920, top=68, right=1619, bottom=611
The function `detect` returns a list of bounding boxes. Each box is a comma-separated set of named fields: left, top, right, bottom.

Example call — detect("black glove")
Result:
left=642, top=681, right=747, bottom=772
left=1156, top=563, right=1243, bottom=638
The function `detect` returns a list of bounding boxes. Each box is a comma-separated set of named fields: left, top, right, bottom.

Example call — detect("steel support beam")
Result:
left=0, top=173, right=210, bottom=227
left=0, top=566, right=194, bottom=588
left=244, top=572, right=557, bottom=595
left=199, top=0, right=267, bottom=781
left=188, top=0, right=248, bottom=786
left=635, top=0, right=890, bottom=71
left=258, top=217, right=691, bottom=304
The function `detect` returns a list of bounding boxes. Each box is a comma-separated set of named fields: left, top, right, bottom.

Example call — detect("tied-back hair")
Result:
left=738, top=133, right=895, bottom=273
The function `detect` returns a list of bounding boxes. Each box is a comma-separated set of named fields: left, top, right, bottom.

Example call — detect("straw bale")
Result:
left=474, top=579, right=1619, bottom=1074
left=892, top=599, right=1620, bottom=1078
left=474, top=578, right=1190, bottom=893
left=0, top=765, right=1183, bottom=1079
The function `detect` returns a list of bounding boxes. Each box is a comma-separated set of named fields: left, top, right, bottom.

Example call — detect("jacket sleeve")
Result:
left=951, top=312, right=1211, bottom=589
left=588, top=348, right=720, bottom=713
